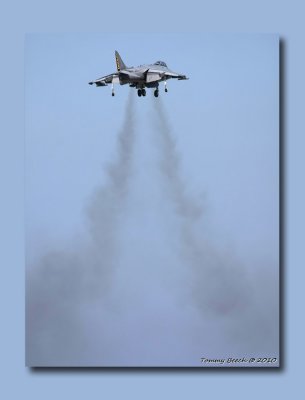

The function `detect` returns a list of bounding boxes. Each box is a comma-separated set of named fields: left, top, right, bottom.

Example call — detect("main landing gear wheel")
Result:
left=154, top=89, right=159, bottom=97
left=112, top=92, right=115, bottom=97
left=137, top=89, right=142, bottom=97
left=141, top=88, right=146, bottom=96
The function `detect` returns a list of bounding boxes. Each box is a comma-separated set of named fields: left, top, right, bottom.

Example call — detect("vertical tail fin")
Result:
left=115, top=51, right=127, bottom=71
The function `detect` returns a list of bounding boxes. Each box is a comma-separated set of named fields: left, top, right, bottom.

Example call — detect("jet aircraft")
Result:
left=89, top=51, right=188, bottom=97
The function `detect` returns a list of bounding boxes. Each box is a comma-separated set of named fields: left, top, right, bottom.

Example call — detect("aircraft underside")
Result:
left=110, top=82, right=167, bottom=98
left=112, top=79, right=168, bottom=98
left=128, top=81, right=167, bottom=98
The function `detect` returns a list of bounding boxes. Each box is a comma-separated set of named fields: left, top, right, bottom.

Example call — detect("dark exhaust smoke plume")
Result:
left=26, top=91, right=136, bottom=366
left=86, top=90, right=135, bottom=287
left=152, top=98, right=279, bottom=357
left=152, top=98, right=250, bottom=316
left=26, top=90, right=278, bottom=366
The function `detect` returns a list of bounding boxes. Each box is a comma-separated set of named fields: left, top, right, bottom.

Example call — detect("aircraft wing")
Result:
left=163, top=71, right=188, bottom=80
left=146, top=69, right=188, bottom=83
left=88, top=73, right=119, bottom=87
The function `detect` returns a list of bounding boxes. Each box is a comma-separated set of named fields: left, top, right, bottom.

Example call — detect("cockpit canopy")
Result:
left=154, top=61, right=167, bottom=67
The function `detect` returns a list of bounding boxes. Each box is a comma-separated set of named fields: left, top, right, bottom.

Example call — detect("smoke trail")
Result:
left=26, top=90, right=136, bottom=366
left=85, top=90, right=135, bottom=288
left=152, top=98, right=279, bottom=360
left=152, top=97, right=249, bottom=316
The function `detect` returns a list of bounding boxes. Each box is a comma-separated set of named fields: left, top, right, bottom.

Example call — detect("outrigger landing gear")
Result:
left=154, top=89, right=159, bottom=97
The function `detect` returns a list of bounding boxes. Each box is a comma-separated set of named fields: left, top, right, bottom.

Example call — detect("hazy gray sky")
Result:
left=25, top=34, right=279, bottom=366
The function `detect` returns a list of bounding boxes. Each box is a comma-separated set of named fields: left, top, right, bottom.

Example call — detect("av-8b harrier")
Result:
left=89, top=51, right=188, bottom=97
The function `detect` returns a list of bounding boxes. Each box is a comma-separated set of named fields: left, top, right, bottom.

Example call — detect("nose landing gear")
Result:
left=164, top=81, right=168, bottom=93
left=111, top=83, right=115, bottom=96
